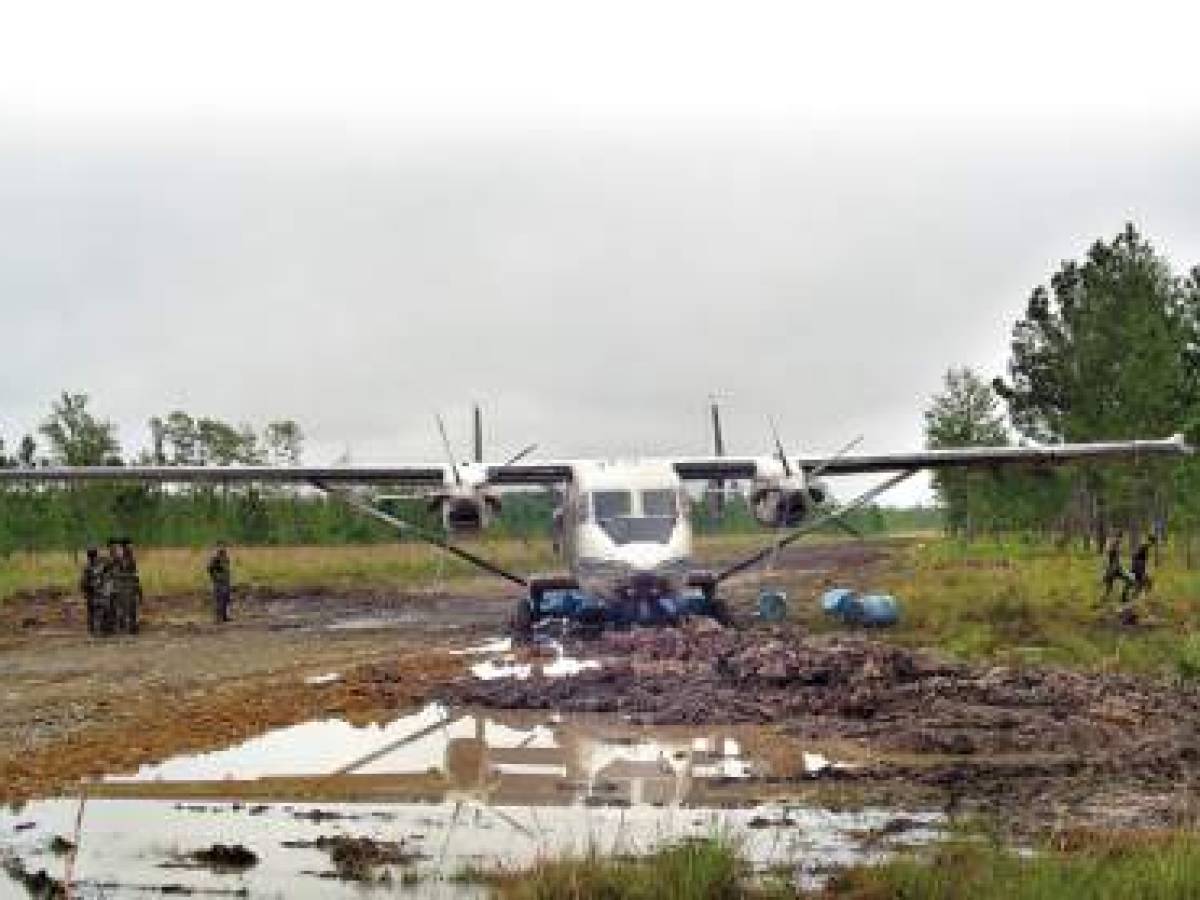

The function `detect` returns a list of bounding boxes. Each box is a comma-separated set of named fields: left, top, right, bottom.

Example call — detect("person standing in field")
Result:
left=1126, top=535, right=1157, bottom=602
left=110, top=539, right=142, bottom=635
left=207, top=542, right=232, bottom=623
left=1102, top=532, right=1132, bottom=599
left=97, top=539, right=124, bottom=636
left=120, top=539, right=142, bottom=634
left=79, top=546, right=104, bottom=635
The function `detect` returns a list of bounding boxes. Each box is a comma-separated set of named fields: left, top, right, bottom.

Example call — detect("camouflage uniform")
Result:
left=97, top=545, right=123, bottom=636
left=1126, top=538, right=1155, bottom=602
left=1102, top=536, right=1131, bottom=598
left=111, top=544, right=142, bottom=635
left=79, top=550, right=105, bottom=635
left=208, top=547, right=232, bottom=623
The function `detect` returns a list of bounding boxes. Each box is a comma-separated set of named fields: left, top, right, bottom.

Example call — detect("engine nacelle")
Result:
left=750, top=480, right=810, bottom=528
left=428, top=488, right=502, bottom=535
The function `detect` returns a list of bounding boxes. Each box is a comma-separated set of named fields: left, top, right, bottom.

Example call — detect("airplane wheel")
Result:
left=510, top=598, right=534, bottom=640
left=574, top=606, right=606, bottom=639
left=709, top=594, right=732, bottom=627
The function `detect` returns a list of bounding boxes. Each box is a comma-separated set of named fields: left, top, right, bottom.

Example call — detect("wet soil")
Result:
left=0, top=586, right=507, bottom=800
left=3, top=539, right=1196, bottom=837
left=284, top=835, right=424, bottom=881
left=445, top=621, right=1200, bottom=830
left=182, top=843, right=259, bottom=873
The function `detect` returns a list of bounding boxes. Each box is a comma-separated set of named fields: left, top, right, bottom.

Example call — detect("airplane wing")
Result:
left=670, top=434, right=1190, bottom=481
left=0, top=461, right=579, bottom=486
left=0, top=464, right=450, bottom=486
left=0, top=434, right=1186, bottom=486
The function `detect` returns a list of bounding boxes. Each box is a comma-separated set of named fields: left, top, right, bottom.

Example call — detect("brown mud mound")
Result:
left=284, top=835, right=423, bottom=881
left=185, top=843, right=259, bottom=872
left=445, top=625, right=1200, bottom=769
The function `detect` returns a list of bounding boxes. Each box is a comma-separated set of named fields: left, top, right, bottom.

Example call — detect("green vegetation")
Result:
left=927, top=225, right=1200, bottom=546
left=459, top=831, right=1200, bottom=899
left=854, top=538, right=1200, bottom=675
left=824, top=832, right=1200, bottom=900
left=479, top=838, right=789, bottom=900
left=0, top=540, right=557, bottom=600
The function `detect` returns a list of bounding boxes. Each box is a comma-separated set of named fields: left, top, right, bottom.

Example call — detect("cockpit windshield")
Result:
left=592, top=490, right=632, bottom=520
left=641, top=489, right=678, bottom=518
left=587, top=488, right=679, bottom=545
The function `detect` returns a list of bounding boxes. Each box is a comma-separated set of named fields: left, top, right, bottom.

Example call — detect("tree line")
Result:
left=0, top=393, right=934, bottom=553
left=924, top=224, right=1200, bottom=554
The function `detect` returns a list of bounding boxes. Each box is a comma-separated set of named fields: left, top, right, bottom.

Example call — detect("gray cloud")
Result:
left=3, top=121, right=1199, bottom=503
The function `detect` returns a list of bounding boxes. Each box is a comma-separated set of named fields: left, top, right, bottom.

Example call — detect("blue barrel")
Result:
left=758, top=589, right=788, bottom=621
left=820, top=588, right=899, bottom=627
left=821, top=588, right=858, bottom=616
left=856, top=594, right=900, bottom=626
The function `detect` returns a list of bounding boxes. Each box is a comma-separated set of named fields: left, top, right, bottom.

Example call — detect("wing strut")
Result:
left=715, top=468, right=917, bottom=583
left=311, top=480, right=528, bottom=587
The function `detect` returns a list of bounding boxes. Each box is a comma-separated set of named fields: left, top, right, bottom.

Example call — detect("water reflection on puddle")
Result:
left=3, top=704, right=942, bottom=898
left=464, top=636, right=601, bottom=681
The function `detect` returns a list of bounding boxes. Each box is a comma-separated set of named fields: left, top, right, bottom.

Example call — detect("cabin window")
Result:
left=640, top=489, right=678, bottom=518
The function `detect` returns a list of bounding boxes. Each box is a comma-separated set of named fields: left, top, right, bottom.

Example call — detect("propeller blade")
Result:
left=768, top=417, right=793, bottom=477
left=711, top=400, right=726, bottom=457
left=473, top=403, right=483, bottom=464
left=436, top=414, right=462, bottom=486
left=710, top=399, right=726, bottom=518
left=808, top=435, right=865, bottom=479
left=502, top=443, right=539, bottom=467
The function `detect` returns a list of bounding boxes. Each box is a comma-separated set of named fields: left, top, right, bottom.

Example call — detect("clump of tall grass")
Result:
left=479, top=837, right=794, bottom=900
left=824, top=831, right=1200, bottom=900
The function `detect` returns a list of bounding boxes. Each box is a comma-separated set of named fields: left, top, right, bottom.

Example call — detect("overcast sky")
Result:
left=3, top=1, right=1200, bottom=503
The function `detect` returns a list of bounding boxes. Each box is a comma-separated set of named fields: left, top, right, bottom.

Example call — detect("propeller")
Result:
left=709, top=397, right=727, bottom=518
left=436, top=414, right=463, bottom=486
left=503, top=443, right=539, bottom=466
left=439, top=403, right=538, bottom=474
left=717, top=468, right=917, bottom=582
left=768, top=416, right=794, bottom=478
left=808, top=434, right=864, bottom=479
left=473, top=403, right=483, bottom=464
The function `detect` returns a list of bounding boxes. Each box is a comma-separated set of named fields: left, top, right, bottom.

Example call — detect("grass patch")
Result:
left=481, top=837, right=791, bottom=900
left=453, top=830, right=1200, bottom=899
left=0, top=540, right=558, bottom=601
left=0, top=533, right=813, bottom=602
left=854, top=537, right=1200, bottom=676
left=823, top=831, right=1200, bottom=900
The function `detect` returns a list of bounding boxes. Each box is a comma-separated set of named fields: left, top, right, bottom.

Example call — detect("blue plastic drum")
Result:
left=758, top=589, right=788, bottom=621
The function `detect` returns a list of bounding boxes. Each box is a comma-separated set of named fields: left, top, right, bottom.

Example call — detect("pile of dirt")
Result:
left=186, top=843, right=259, bottom=872
left=445, top=624, right=1200, bottom=771
left=2, top=854, right=65, bottom=898
left=284, top=835, right=423, bottom=881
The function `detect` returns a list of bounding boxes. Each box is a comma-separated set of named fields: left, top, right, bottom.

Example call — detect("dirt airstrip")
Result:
left=2, top=540, right=1198, bottom=834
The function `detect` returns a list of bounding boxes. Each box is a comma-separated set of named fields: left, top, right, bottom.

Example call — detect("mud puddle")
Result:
left=3, top=698, right=943, bottom=898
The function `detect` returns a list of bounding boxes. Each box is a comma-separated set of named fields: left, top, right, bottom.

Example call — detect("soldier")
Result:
left=207, top=541, right=232, bottom=623
left=118, top=539, right=142, bottom=635
left=98, top=539, right=123, bottom=636
left=1102, top=532, right=1132, bottom=599
left=1126, top=535, right=1157, bottom=602
left=79, top=546, right=104, bottom=635
left=107, top=538, right=139, bottom=635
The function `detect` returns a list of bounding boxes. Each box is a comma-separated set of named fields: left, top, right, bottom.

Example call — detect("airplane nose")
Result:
left=620, top=544, right=677, bottom=574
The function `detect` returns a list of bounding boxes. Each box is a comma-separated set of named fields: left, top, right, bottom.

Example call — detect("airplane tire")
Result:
left=709, top=594, right=733, bottom=627
left=510, top=598, right=534, bottom=640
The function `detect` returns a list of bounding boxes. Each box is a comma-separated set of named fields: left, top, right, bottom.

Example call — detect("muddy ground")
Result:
left=3, top=539, right=1196, bottom=835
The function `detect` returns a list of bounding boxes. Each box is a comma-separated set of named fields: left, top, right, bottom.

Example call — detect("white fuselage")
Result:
left=556, top=461, right=695, bottom=600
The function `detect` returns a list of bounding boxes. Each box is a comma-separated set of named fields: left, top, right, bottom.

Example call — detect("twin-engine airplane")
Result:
left=0, top=404, right=1189, bottom=630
